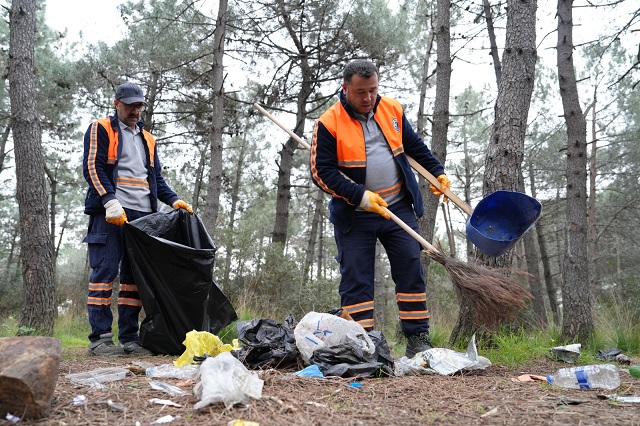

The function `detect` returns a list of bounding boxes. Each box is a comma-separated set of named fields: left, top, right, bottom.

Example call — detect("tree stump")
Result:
left=0, top=336, right=62, bottom=420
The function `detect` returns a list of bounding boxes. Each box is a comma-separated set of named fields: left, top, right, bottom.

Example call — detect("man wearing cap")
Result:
left=82, top=82, right=193, bottom=356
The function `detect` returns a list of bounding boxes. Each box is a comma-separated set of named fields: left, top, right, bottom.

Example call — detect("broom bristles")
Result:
left=424, top=244, right=532, bottom=329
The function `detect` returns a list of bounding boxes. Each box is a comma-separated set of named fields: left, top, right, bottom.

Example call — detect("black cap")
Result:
left=115, top=82, right=147, bottom=105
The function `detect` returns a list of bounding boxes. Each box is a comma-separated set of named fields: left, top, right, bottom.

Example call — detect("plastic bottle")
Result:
left=145, top=364, right=200, bottom=380
left=546, top=364, right=620, bottom=390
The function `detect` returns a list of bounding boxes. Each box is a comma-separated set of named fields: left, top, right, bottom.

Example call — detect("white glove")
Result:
left=104, top=199, right=127, bottom=226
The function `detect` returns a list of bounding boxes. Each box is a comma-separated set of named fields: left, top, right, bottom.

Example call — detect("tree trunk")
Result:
left=271, top=0, right=313, bottom=246
left=0, top=126, right=11, bottom=174
left=556, top=0, right=593, bottom=342
left=453, top=0, right=537, bottom=342
left=303, top=188, right=324, bottom=283
left=417, top=11, right=436, bottom=274
left=529, top=162, right=560, bottom=324
left=203, top=0, right=228, bottom=237
left=9, top=0, right=56, bottom=335
left=520, top=171, right=546, bottom=327
left=482, top=0, right=502, bottom=86
left=587, top=86, right=599, bottom=298
left=222, top=134, right=247, bottom=289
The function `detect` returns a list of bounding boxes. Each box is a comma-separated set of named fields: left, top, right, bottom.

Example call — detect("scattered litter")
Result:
left=149, top=398, right=183, bottom=408
left=66, top=367, right=130, bottom=389
left=175, top=330, right=239, bottom=367
left=599, top=394, right=640, bottom=403
left=72, top=395, right=86, bottom=406
left=596, top=348, right=632, bottom=365
left=154, top=415, right=175, bottom=424
left=234, top=317, right=298, bottom=369
left=5, top=413, right=20, bottom=424
left=480, top=406, right=499, bottom=418
left=396, top=334, right=491, bottom=376
left=149, top=381, right=188, bottom=397
left=294, top=364, right=323, bottom=377
left=293, top=311, right=375, bottom=365
left=547, top=364, right=620, bottom=389
left=126, top=361, right=155, bottom=375
left=194, top=352, right=264, bottom=409
left=615, top=354, right=631, bottom=365
left=305, top=401, right=326, bottom=408
left=228, top=420, right=259, bottom=426
left=349, top=382, right=362, bottom=388
left=630, top=366, right=640, bottom=378
left=146, top=364, right=200, bottom=380
left=93, top=399, right=126, bottom=412
left=511, top=374, right=547, bottom=383
left=550, top=343, right=581, bottom=363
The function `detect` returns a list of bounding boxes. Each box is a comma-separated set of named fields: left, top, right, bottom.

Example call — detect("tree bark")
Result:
left=9, top=0, right=56, bottom=335
left=556, top=0, right=593, bottom=342
left=453, top=0, right=537, bottom=342
left=203, top=0, right=228, bottom=237
left=482, top=0, right=502, bottom=86
left=520, top=171, right=546, bottom=327
left=271, top=0, right=313, bottom=246
left=587, top=86, right=599, bottom=298
left=529, top=161, right=560, bottom=324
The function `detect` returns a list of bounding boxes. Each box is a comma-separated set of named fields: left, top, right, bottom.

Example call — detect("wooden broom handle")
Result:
left=253, top=102, right=473, bottom=217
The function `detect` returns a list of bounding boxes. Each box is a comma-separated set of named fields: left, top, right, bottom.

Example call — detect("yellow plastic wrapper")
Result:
left=174, top=330, right=239, bottom=367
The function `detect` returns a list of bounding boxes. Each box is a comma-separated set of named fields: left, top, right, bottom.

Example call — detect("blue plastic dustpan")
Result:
left=465, top=191, right=542, bottom=257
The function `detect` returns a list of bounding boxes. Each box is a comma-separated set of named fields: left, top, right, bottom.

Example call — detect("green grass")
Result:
left=2, top=302, right=639, bottom=367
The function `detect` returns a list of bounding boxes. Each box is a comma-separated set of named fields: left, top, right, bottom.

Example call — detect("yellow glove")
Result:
left=104, top=199, right=128, bottom=226
left=173, top=199, right=193, bottom=214
left=359, top=190, right=390, bottom=219
left=429, top=174, right=450, bottom=202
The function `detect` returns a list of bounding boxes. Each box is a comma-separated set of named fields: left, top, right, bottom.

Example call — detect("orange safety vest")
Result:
left=318, top=97, right=405, bottom=168
left=94, top=117, right=156, bottom=167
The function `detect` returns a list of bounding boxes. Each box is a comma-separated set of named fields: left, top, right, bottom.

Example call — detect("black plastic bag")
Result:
left=310, top=343, right=383, bottom=378
left=234, top=318, right=299, bottom=369
left=125, top=209, right=237, bottom=355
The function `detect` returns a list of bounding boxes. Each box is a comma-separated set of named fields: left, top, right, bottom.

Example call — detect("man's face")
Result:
left=115, top=100, right=144, bottom=129
left=342, top=73, right=378, bottom=115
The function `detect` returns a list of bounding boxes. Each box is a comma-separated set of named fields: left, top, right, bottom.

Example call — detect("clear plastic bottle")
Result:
left=145, top=364, right=200, bottom=380
left=546, top=364, right=620, bottom=390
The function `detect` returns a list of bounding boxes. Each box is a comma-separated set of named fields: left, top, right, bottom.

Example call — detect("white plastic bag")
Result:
left=193, top=352, right=264, bottom=409
left=293, top=311, right=375, bottom=364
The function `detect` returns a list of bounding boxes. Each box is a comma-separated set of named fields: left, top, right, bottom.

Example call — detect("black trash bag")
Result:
left=310, top=342, right=383, bottom=378
left=368, top=330, right=395, bottom=377
left=234, top=318, right=299, bottom=369
left=124, top=209, right=237, bottom=355
left=597, top=348, right=623, bottom=361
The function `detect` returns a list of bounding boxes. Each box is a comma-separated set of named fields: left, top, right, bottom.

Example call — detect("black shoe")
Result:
left=405, top=332, right=433, bottom=358
left=122, top=341, right=155, bottom=356
left=88, top=333, right=125, bottom=356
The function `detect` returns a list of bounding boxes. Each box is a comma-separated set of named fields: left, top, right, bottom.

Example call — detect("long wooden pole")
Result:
left=253, top=103, right=473, bottom=216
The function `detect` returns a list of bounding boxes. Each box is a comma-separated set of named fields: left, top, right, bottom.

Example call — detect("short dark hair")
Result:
left=343, top=60, right=378, bottom=84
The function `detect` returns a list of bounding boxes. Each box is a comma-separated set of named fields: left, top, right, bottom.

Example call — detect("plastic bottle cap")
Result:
left=630, top=366, right=640, bottom=378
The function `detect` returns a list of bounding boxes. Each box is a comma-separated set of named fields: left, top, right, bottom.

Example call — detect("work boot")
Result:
left=122, top=341, right=155, bottom=356
left=88, top=333, right=125, bottom=356
left=405, top=332, right=433, bottom=358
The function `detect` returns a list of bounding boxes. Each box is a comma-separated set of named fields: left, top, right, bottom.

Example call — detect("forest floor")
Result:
left=5, top=347, right=640, bottom=426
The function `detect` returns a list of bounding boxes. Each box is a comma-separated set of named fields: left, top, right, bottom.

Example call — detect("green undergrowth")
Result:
left=1, top=305, right=638, bottom=368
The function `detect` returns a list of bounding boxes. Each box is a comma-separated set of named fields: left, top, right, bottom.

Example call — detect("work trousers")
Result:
left=84, top=208, right=149, bottom=343
left=334, top=197, right=429, bottom=337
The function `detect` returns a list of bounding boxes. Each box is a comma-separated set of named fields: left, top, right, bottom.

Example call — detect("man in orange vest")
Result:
left=82, top=82, right=193, bottom=356
left=310, top=60, right=450, bottom=358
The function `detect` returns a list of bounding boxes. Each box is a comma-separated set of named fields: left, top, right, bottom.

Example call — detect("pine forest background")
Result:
left=1, top=0, right=640, bottom=344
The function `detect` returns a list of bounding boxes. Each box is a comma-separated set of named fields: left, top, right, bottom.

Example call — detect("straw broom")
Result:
left=253, top=103, right=532, bottom=329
